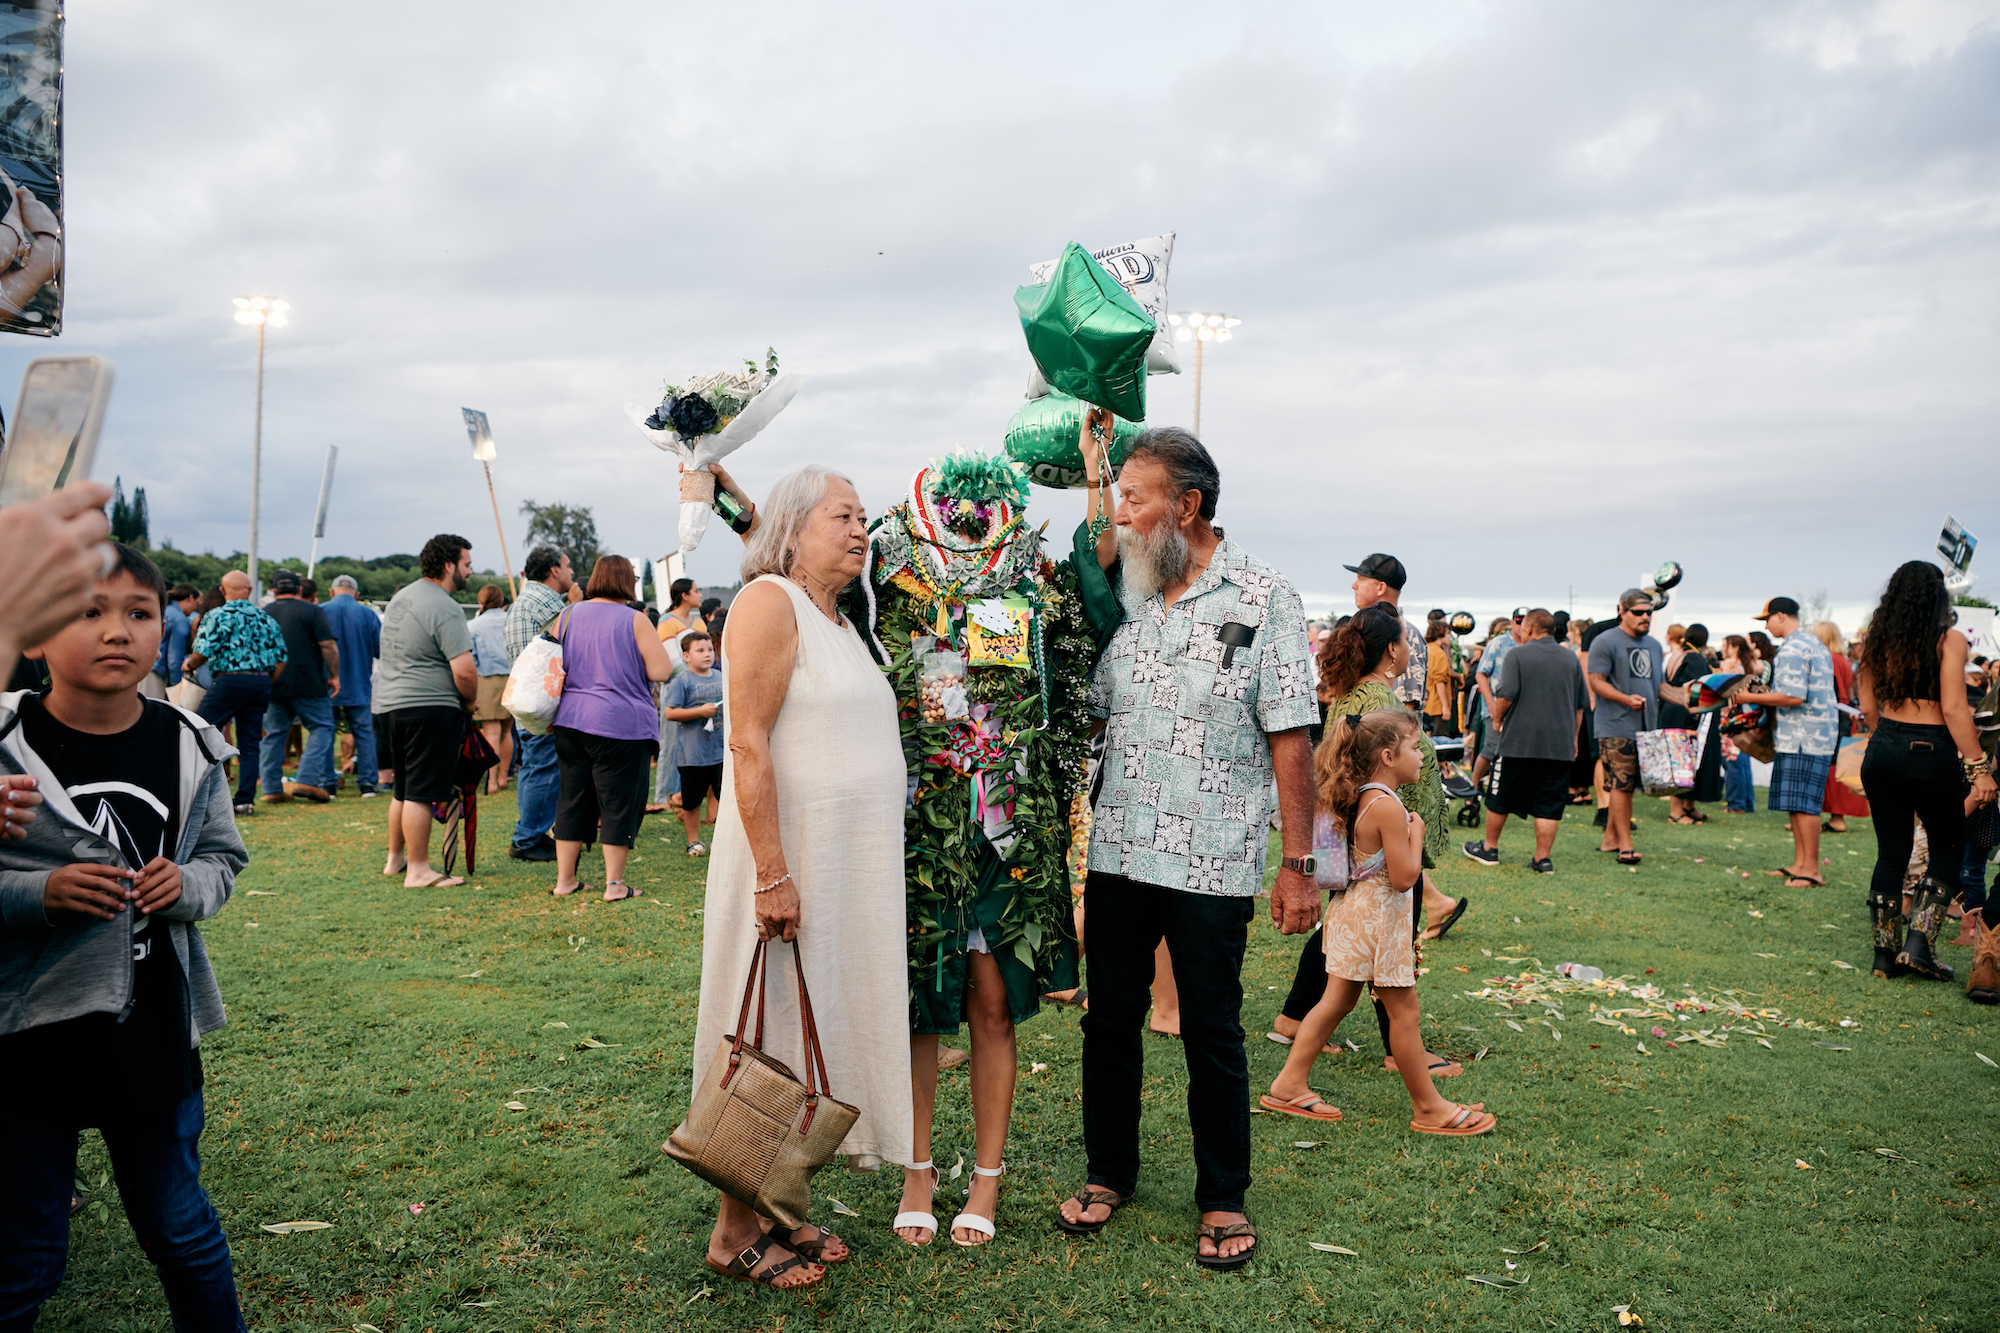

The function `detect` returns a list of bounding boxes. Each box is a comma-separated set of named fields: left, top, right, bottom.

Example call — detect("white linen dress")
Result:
left=692, top=575, right=913, bottom=1165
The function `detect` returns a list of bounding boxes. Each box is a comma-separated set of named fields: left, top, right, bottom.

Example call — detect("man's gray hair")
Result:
left=741, top=464, right=854, bottom=583
left=330, top=574, right=359, bottom=591
left=1125, top=425, right=1220, bottom=521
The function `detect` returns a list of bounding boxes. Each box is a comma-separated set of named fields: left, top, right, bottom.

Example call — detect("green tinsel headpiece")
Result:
left=928, top=450, right=1031, bottom=509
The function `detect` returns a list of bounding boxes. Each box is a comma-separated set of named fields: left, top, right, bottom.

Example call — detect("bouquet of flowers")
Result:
left=628, top=347, right=806, bottom=554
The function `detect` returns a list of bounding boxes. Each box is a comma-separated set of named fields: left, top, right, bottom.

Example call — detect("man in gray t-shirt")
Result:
left=374, top=534, right=478, bottom=889
left=1583, top=590, right=1664, bottom=862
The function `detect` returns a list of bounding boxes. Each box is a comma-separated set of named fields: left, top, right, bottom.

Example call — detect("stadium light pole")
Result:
left=232, top=295, right=289, bottom=597
left=1167, top=311, right=1241, bottom=437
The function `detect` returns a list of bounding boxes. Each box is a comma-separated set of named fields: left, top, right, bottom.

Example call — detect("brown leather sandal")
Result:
left=774, top=1222, right=847, bottom=1264
left=704, top=1233, right=821, bottom=1289
left=1054, top=1184, right=1127, bottom=1235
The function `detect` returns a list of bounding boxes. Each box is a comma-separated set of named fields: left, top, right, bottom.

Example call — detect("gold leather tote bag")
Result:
left=665, top=939, right=859, bottom=1229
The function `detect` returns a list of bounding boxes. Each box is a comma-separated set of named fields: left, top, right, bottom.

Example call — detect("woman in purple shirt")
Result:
left=550, top=555, right=678, bottom=901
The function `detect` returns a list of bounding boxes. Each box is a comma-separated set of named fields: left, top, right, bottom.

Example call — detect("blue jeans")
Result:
left=334, top=704, right=378, bottom=791
left=260, top=693, right=336, bottom=794
left=0, top=1093, right=246, bottom=1332
left=511, top=730, right=559, bottom=848
left=1723, top=753, right=1755, bottom=812
left=196, top=673, right=270, bottom=804
left=1964, top=842, right=1992, bottom=916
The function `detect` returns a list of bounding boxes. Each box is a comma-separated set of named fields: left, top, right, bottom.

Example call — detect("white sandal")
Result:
left=892, top=1160, right=939, bottom=1246
left=950, top=1162, right=1004, bottom=1248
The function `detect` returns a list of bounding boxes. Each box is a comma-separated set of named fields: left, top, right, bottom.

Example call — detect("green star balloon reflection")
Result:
left=1003, top=391, right=1141, bottom=489
left=1014, top=242, right=1154, bottom=421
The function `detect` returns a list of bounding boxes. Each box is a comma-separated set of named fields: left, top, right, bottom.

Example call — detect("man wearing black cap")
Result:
left=1346, top=553, right=1426, bottom=712
left=1734, top=596, right=1838, bottom=888
left=259, top=569, right=340, bottom=804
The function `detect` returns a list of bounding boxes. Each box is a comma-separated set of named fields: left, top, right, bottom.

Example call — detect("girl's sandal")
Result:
left=552, top=882, right=587, bottom=897
left=950, top=1162, right=1004, bottom=1247
left=1258, top=1091, right=1343, bottom=1122
left=892, top=1161, right=940, bottom=1246
left=704, top=1234, right=821, bottom=1290
left=1412, top=1102, right=1498, bottom=1136
left=1617, top=851, right=1642, bottom=866
left=1054, top=1184, right=1127, bottom=1236
left=1195, top=1220, right=1259, bottom=1270
left=604, top=881, right=642, bottom=902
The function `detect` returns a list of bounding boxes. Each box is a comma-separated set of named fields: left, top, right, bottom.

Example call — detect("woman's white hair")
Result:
left=740, top=463, right=854, bottom=583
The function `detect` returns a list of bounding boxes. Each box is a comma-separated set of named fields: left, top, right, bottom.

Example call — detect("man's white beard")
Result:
left=1117, top=520, right=1190, bottom=603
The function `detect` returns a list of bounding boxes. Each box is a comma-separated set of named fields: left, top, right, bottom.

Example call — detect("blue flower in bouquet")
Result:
left=666, top=393, right=720, bottom=438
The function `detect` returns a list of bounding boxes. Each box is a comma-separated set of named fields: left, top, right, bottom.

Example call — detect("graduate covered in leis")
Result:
left=843, top=442, right=1121, bottom=1249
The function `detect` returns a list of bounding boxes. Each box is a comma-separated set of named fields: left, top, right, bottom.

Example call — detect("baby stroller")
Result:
left=1439, top=752, right=1482, bottom=828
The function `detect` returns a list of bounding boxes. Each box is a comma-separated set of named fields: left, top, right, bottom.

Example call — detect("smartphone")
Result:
left=0, top=356, right=115, bottom=508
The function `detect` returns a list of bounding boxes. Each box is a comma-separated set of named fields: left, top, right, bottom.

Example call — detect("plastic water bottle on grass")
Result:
left=1556, top=963, right=1604, bottom=983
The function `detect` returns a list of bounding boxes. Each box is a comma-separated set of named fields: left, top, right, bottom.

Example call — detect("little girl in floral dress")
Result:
left=1261, top=708, right=1497, bottom=1136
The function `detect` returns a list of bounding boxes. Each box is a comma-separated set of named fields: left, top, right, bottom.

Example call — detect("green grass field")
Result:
left=37, top=789, right=2000, bottom=1332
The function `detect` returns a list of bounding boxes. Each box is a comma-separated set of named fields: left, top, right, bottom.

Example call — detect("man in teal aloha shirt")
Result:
left=1058, top=425, right=1319, bottom=1269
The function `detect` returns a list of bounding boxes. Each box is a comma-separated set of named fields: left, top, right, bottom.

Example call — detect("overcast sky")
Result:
left=13, top=0, right=1998, bottom=639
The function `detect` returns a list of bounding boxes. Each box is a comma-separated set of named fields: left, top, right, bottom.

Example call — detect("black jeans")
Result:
left=1861, top=718, right=1964, bottom=903
left=1080, top=872, right=1254, bottom=1214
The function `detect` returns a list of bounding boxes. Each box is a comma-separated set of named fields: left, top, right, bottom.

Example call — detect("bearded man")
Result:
left=1054, top=425, right=1319, bottom=1270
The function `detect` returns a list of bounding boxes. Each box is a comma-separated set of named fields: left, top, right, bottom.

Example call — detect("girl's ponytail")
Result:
left=1315, top=707, right=1420, bottom=834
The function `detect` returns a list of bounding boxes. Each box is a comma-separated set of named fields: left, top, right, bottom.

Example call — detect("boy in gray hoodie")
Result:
left=0, top=544, right=250, bottom=1331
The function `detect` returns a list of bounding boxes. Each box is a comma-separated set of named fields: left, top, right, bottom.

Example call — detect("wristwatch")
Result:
left=1280, top=854, right=1317, bottom=876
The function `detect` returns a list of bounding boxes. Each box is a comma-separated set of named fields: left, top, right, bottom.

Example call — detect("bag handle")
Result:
left=716, top=935, right=839, bottom=1132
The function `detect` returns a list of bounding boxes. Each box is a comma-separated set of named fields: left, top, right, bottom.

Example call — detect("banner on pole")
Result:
left=0, top=1, right=64, bottom=338
left=462, top=408, right=495, bottom=461
left=312, top=445, right=338, bottom=539
left=1938, top=514, right=1977, bottom=574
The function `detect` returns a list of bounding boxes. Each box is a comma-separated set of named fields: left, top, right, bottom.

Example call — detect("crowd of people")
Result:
left=0, top=425, right=1994, bottom=1317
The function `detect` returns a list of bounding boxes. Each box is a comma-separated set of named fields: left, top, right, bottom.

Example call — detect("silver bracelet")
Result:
left=755, top=872, right=793, bottom=895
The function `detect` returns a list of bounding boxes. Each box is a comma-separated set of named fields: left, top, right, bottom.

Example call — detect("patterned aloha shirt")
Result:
left=191, top=598, right=286, bottom=674
left=1770, top=629, right=1838, bottom=757
left=1088, top=538, right=1319, bottom=897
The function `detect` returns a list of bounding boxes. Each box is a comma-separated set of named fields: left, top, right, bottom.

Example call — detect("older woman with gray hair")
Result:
left=683, top=462, right=912, bottom=1292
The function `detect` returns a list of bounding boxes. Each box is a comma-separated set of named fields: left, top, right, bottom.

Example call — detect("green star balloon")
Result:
left=1014, top=242, right=1154, bottom=421
left=1003, top=391, right=1141, bottom=489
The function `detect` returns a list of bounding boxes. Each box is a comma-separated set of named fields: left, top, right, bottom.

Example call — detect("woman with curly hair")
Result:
left=1267, top=606, right=1466, bottom=1077
left=1856, top=561, right=1997, bottom=981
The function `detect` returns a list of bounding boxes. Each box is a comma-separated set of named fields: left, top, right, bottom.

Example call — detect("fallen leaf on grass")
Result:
left=827, top=1197, right=859, bottom=1217
left=1030, top=1062, right=1048, bottom=1073
left=1505, top=1020, right=1524, bottom=1032
left=1453, top=965, right=1470, bottom=972
left=949, top=1154, right=964, bottom=1181
left=576, top=1037, right=619, bottom=1049
left=246, top=889, right=279, bottom=896
left=1613, top=1306, right=1645, bottom=1326
left=1795, top=1159, right=1813, bottom=1169
left=542, top=1022, right=569, bottom=1029
left=1292, top=1141, right=1323, bottom=1149
left=504, top=1101, right=527, bottom=1111
left=1757, top=1037, right=1774, bottom=1049
left=461, top=1303, right=495, bottom=1309
left=1753, top=952, right=1778, bottom=959
left=684, top=1286, right=713, bottom=1306
left=261, top=1221, right=332, bottom=1234
left=1499, top=1240, right=1548, bottom=1254
left=356, top=1325, right=383, bottom=1333
left=457, top=971, right=483, bottom=978
left=1831, top=960, right=1856, bottom=970
left=1474, top=1048, right=1488, bottom=1062
left=1465, top=1272, right=1530, bottom=1288
left=408, top=1202, right=426, bottom=1214
left=1875, top=1148, right=1907, bottom=1160
left=1977, top=1052, right=1997, bottom=1068
left=1249, top=1107, right=1268, bottom=1115
left=1812, top=1043, right=1853, bottom=1051
left=1309, top=1242, right=1358, bottom=1255
left=1636, top=1042, right=1649, bottom=1055
left=1748, top=910, right=1764, bottom=918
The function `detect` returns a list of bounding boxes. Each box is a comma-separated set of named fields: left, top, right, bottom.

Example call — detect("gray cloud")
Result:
left=9, top=0, right=1994, bottom=627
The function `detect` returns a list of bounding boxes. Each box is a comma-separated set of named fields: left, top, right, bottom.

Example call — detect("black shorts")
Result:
left=552, top=727, right=654, bottom=848
left=376, top=706, right=465, bottom=804
left=1488, top=754, right=1572, bottom=822
left=678, top=762, right=724, bottom=809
